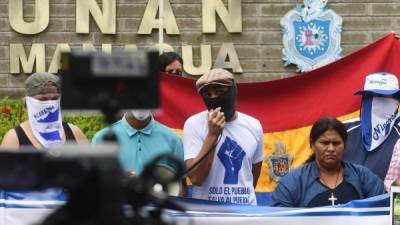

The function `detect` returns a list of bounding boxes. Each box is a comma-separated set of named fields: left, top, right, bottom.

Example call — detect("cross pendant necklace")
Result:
left=328, top=192, right=338, bottom=206
left=320, top=166, right=342, bottom=206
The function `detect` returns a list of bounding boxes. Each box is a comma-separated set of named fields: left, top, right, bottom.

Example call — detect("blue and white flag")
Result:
left=25, top=96, right=63, bottom=148
left=361, top=96, right=399, bottom=152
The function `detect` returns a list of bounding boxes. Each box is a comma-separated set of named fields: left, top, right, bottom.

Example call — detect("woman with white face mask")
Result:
left=1, top=72, right=88, bottom=150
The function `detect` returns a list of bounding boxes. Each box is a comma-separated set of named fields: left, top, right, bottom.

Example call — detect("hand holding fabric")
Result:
left=207, top=107, right=225, bottom=139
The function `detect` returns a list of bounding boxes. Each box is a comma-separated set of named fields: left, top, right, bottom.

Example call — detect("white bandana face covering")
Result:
left=361, top=96, right=399, bottom=152
left=25, top=96, right=63, bottom=148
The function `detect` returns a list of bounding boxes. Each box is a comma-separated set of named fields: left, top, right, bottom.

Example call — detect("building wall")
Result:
left=0, top=0, right=399, bottom=98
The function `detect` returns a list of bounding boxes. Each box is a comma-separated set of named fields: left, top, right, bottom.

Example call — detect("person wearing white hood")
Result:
left=343, top=72, right=400, bottom=181
left=91, top=109, right=184, bottom=177
left=1, top=72, right=88, bottom=149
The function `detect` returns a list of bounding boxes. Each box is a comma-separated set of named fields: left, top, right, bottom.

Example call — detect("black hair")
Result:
left=159, top=52, right=183, bottom=71
left=306, top=116, right=347, bottom=162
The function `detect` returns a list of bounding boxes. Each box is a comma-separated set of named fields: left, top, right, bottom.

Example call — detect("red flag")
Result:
left=156, top=33, right=400, bottom=191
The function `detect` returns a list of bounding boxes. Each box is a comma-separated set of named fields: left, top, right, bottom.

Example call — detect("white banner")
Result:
left=0, top=193, right=390, bottom=225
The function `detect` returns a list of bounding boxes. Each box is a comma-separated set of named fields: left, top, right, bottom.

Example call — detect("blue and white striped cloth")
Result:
left=0, top=191, right=390, bottom=225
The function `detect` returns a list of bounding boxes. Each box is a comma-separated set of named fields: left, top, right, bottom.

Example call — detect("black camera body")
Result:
left=60, top=51, right=160, bottom=112
left=0, top=145, right=183, bottom=225
left=0, top=144, right=121, bottom=190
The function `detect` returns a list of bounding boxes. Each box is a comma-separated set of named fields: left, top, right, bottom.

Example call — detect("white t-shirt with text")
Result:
left=183, top=111, right=264, bottom=205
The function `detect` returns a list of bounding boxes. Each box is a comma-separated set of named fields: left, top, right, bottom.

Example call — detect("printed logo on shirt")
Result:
left=207, top=186, right=250, bottom=204
left=217, top=136, right=246, bottom=184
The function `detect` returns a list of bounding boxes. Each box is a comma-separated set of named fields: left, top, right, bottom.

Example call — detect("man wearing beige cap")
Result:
left=183, top=68, right=264, bottom=205
left=1, top=72, right=88, bottom=149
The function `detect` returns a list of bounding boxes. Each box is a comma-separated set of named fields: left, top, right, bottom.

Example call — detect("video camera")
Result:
left=60, top=50, right=160, bottom=123
left=0, top=145, right=184, bottom=225
left=0, top=50, right=185, bottom=225
left=0, top=144, right=120, bottom=190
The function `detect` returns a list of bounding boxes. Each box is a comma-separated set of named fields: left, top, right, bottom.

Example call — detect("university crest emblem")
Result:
left=280, top=0, right=342, bottom=72
left=266, top=141, right=293, bottom=181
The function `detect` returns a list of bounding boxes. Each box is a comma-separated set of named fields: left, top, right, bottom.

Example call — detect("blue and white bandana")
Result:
left=361, top=96, right=399, bottom=152
left=26, top=96, right=63, bottom=148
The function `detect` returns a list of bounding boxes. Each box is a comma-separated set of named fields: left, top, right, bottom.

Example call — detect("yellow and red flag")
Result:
left=156, top=33, right=400, bottom=192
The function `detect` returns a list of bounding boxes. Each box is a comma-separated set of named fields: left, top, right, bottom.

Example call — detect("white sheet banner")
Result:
left=0, top=193, right=390, bottom=225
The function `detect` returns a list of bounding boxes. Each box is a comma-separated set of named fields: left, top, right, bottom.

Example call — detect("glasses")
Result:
left=166, top=70, right=183, bottom=76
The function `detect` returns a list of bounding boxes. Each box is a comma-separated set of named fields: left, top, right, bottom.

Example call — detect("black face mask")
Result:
left=202, top=85, right=237, bottom=121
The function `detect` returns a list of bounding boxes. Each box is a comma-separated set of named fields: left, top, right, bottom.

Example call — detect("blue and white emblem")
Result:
left=281, top=0, right=342, bottom=72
